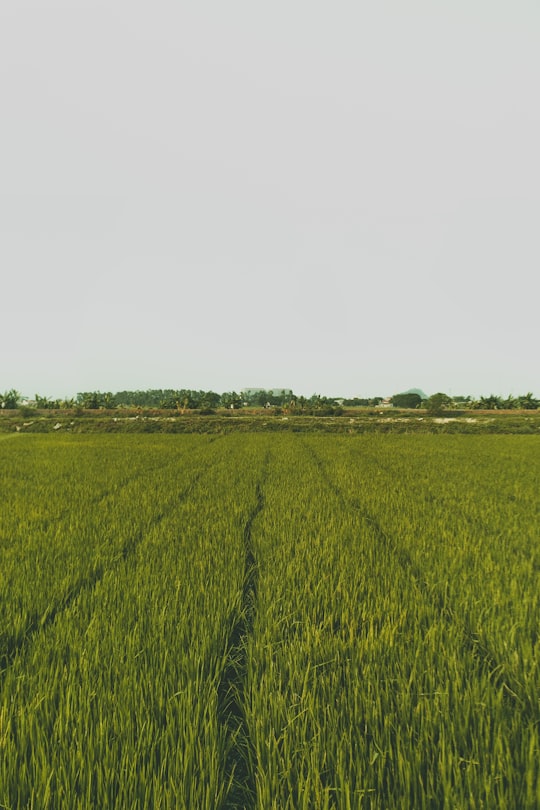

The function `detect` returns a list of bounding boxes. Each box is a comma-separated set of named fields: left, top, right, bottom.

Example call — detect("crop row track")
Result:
left=303, top=436, right=539, bottom=719
left=218, top=452, right=270, bottom=810
left=252, top=434, right=537, bottom=809
left=0, top=434, right=278, bottom=809
left=0, top=436, right=220, bottom=677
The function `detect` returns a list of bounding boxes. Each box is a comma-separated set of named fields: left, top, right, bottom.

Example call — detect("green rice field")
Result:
left=1, top=433, right=539, bottom=809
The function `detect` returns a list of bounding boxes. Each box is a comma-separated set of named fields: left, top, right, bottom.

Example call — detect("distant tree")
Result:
left=156, top=389, right=212, bottom=410
left=343, top=397, right=371, bottom=407
left=266, top=390, right=291, bottom=406
left=474, top=395, right=503, bottom=411
left=115, top=389, right=159, bottom=407
left=307, top=394, right=334, bottom=409
left=501, top=394, right=518, bottom=410
left=35, top=394, right=52, bottom=409
left=35, top=394, right=63, bottom=409
left=452, top=395, right=472, bottom=407
left=220, top=391, right=243, bottom=409
left=102, top=392, right=115, bottom=409
left=76, top=391, right=106, bottom=409
left=199, top=390, right=221, bottom=409
left=242, top=389, right=297, bottom=407
left=517, top=392, right=539, bottom=410
left=254, top=390, right=268, bottom=407
left=392, top=392, right=422, bottom=409
left=0, top=389, right=20, bottom=409
left=180, top=391, right=193, bottom=411
left=426, top=392, right=452, bottom=415
left=242, top=390, right=265, bottom=407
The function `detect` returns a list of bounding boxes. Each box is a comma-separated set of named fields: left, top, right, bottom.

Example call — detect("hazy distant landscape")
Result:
left=2, top=387, right=539, bottom=413
left=2, top=386, right=539, bottom=437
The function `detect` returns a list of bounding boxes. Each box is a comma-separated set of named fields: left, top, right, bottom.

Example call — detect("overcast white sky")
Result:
left=1, top=1, right=538, bottom=399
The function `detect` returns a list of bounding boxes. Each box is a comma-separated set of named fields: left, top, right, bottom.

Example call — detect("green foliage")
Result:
left=392, top=392, right=422, bottom=408
left=157, top=389, right=223, bottom=410
left=473, top=393, right=540, bottom=411
left=220, top=391, right=243, bottom=409
left=35, top=393, right=66, bottom=409
left=5, top=387, right=537, bottom=415
left=0, top=389, right=20, bottom=409
left=474, top=394, right=504, bottom=410
left=76, top=390, right=115, bottom=409
left=0, top=434, right=538, bottom=807
left=517, top=392, right=540, bottom=409
left=342, top=396, right=383, bottom=406
left=426, top=391, right=453, bottom=414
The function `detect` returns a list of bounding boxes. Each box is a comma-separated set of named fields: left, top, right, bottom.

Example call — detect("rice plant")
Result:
left=0, top=433, right=538, bottom=808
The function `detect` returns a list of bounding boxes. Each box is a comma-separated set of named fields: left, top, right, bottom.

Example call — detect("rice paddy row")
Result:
left=0, top=433, right=538, bottom=808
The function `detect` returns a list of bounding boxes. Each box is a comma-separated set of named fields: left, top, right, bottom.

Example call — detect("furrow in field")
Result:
left=0, top=436, right=223, bottom=667
left=312, top=438, right=538, bottom=723
left=357, top=503, right=536, bottom=719
left=43, top=456, right=179, bottom=529
left=242, top=436, right=539, bottom=808
left=302, top=438, right=537, bottom=721
left=0, top=465, right=211, bottom=677
left=303, top=439, right=426, bottom=582
left=0, top=435, right=256, bottom=809
left=218, top=452, right=270, bottom=810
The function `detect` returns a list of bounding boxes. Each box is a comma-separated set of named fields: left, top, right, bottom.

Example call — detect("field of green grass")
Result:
left=1, top=434, right=538, bottom=808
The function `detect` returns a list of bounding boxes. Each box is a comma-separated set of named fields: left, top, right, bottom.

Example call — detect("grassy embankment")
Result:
left=1, top=407, right=540, bottom=434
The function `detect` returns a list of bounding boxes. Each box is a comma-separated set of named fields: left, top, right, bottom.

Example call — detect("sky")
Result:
left=1, top=1, right=539, bottom=399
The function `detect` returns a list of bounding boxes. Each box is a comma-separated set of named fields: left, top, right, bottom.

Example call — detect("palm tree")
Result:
left=102, top=392, right=115, bottom=409
left=517, top=392, right=539, bottom=410
left=502, top=395, right=517, bottom=410
left=1, top=389, right=20, bottom=409
left=476, top=395, right=503, bottom=410
left=35, top=394, right=51, bottom=409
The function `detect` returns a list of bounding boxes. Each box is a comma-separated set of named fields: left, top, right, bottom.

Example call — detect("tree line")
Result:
left=1, top=388, right=539, bottom=412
